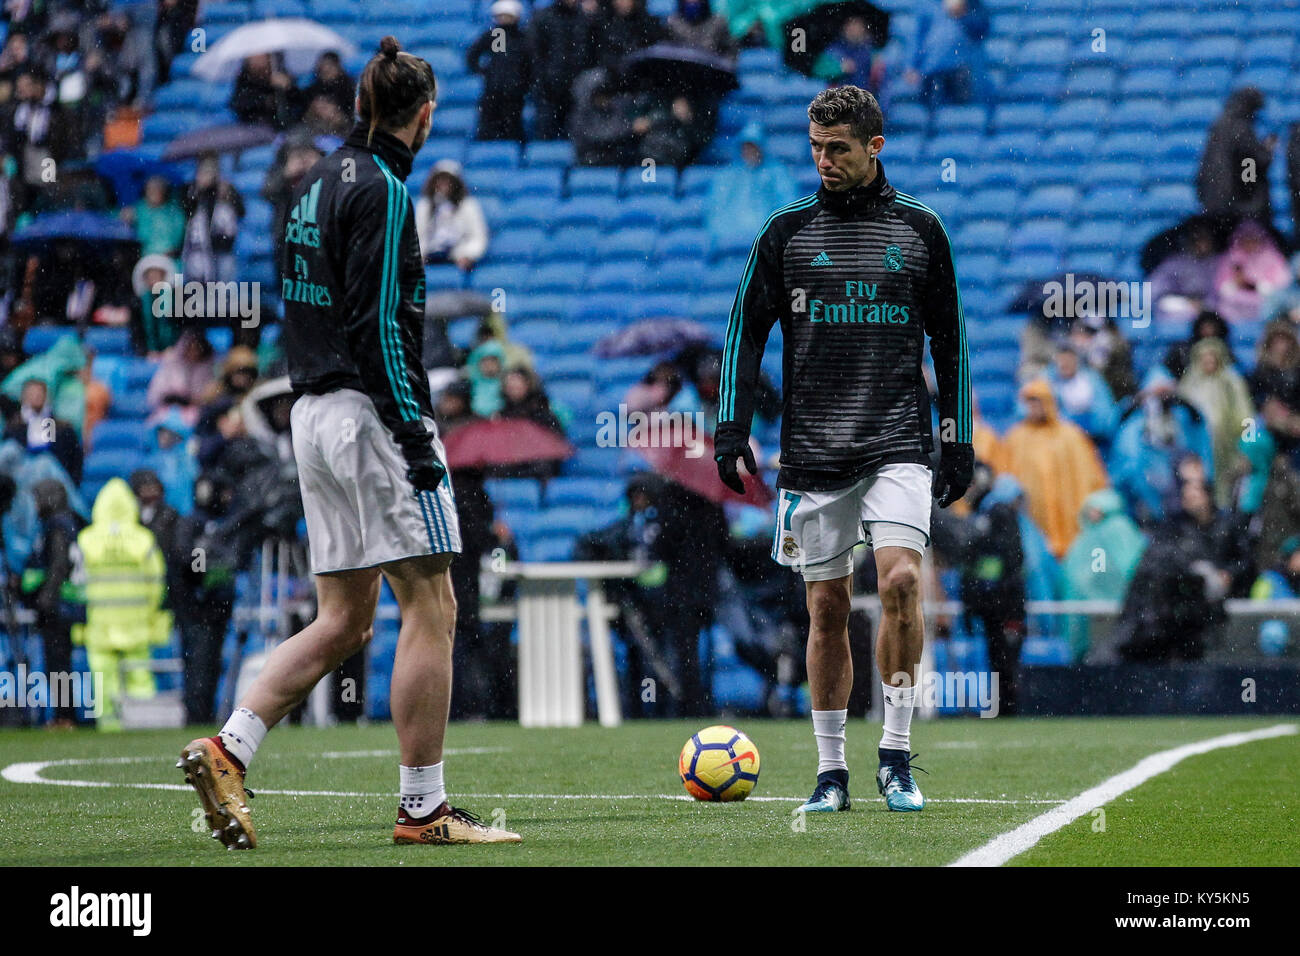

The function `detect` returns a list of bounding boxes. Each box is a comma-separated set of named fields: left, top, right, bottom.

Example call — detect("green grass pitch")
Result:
left=0, top=716, right=1294, bottom=866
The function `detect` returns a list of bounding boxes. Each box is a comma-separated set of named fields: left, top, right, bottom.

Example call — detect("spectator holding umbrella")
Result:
left=1197, top=87, right=1275, bottom=226
left=666, top=0, right=737, bottom=60
left=589, top=0, right=664, bottom=72
left=466, top=0, right=532, bottom=142
left=296, top=51, right=354, bottom=127
left=1210, top=220, right=1290, bottom=323
left=228, top=52, right=297, bottom=129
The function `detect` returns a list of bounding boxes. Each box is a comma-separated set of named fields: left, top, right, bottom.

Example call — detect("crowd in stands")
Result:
left=3, top=0, right=1300, bottom=727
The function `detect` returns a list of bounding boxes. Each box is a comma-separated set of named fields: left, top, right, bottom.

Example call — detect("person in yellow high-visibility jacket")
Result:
left=76, top=477, right=170, bottom=730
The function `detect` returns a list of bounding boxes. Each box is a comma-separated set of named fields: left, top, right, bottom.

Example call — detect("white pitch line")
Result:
left=949, top=723, right=1299, bottom=868
left=1, top=755, right=1064, bottom=804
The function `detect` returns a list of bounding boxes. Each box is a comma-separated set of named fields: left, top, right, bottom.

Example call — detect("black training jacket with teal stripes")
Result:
left=717, top=162, right=971, bottom=492
left=281, top=121, right=434, bottom=453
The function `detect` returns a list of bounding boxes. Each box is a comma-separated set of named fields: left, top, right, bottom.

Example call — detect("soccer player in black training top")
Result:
left=178, top=37, right=518, bottom=848
left=715, top=86, right=973, bottom=813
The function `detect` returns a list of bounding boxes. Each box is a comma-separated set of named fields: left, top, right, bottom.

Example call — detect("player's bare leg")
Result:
left=806, top=574, right=853, bottom=711
left=873, top=545, right=927, bottom=810
left=383, top=554, right=456, bottom=768
left=797, top=574, right=854, bottom=812
left=180, top=567, right=381, bottom=849
left=241, top=568, right=381, bottom=725
left=384, top=553, right=519, bottom=844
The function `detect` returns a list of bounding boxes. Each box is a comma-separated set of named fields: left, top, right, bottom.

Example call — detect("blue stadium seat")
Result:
left=524, top=140, right=575, bottom=168
left=584, top=261, right=648, bottom=293
left=83, top=449, right=141, bottom=484
left=493, top=167, right=563, bottom=201
left=656, top=228, right=708, bottom=261
left=544, top=478, right=623, bottom=509
left=991, top=102, right=1048, bottom=133
left=487, top=227, right=548, bottom=265
left=464, top=140, right=521, bottom=171
left=538, top=226, right=602, bottom=263
left=84, top=327, right=131, bottom=356
left=23, top=326, right=69, bottom=354
left=1009, top=218, right=1068, bottom=253
left=484, top=479, right=542, bottom=511
left=92, top=420, right=148, bottom=453
left=1046, top=98, right=1108, bottom=131
left=1181, top=36, right=1241, bottom=66
left=567, top=167, right=621, bottom=196
left=600, top=228, right=659, bottom=262
left=528, top=263, right=586, bottom=295
left=1070, top=219, right=1125, bottom=251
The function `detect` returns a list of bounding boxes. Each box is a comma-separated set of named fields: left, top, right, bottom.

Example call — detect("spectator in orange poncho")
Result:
left=999, top=378, right=1108, bottom=558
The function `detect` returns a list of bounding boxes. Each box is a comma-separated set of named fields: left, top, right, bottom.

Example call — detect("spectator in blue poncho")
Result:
left=706, top=122, right=798, bottom=254
left=145, top=408, right=198, bottom=515
left=978, top=473, right=1062, bottom=640
left=1061, top=488, right=1147, bottom=661
left=903, top=0, right=989, bottom=106
left=1047, top=344, right=1118, bottom=448
left=1108, top=366, right=1214, bottom=526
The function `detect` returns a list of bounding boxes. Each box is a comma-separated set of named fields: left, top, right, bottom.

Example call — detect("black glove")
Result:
left=392, top=422, right=447, bottom=494
left=932, top=442, right=974, bottom=509
left=405, top=454, right=447, bottom=493
left=714, top=426, right=757, bottom=495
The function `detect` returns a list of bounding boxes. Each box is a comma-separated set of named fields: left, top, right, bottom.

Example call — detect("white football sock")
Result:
left=879, top=682, right=916, bottom=752
left=399, top=762, right=446, bottom=818
left=811, top=709, right=848, bottom=774
left=218, top=707, right=267, bottom=770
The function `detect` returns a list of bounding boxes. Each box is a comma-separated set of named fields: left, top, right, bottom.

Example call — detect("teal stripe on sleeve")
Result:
left=895, top=193, right=972, bottom=443
left=719, top=193, right=818, bottom=423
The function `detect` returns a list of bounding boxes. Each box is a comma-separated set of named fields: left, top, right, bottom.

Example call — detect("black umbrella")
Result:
left=1138, top=211, right=1280, bottom=274
left=1008, top=271, right=1112, bottom=322
left=94, top=149, right=189, bottom=205
left=782, top=1, right=890, bottom=77
left=618, top=43, right=740, bottom=97
left=162, top=122, right=277, bottom=161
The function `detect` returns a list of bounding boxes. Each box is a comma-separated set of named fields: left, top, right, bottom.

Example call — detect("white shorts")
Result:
left=291, top=388, right=461, bottom=574
left=772, top=462, right=932, bottom=581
